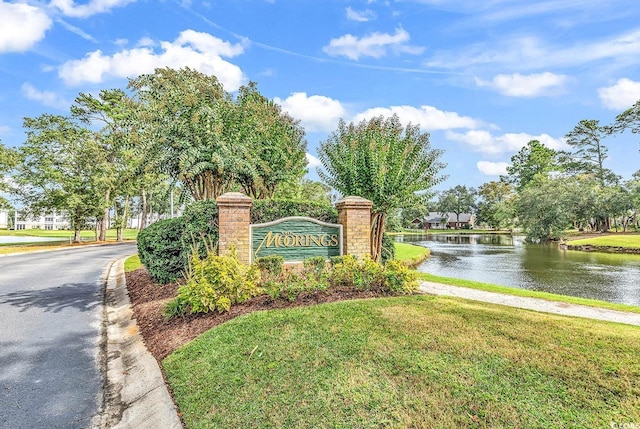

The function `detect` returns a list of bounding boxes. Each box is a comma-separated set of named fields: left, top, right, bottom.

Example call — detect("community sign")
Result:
left=250, top=216, right=343, bottom=262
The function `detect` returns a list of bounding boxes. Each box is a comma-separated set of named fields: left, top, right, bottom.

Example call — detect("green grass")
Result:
left=418, top=272, right=640, bottom=314
left=567, top=234, right=640, bottom=249
left=124, top=254, right=142, bottom=272
left=394, top=242, right=430, bottom=268
left=0, top=228, right=139, bottom=240
left=164, top=295, right=640, bottom=428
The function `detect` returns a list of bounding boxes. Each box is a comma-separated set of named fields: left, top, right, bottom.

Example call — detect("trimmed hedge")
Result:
left=251, top=199, right=338, bottom=224
left=137, top=200, right=219, bottom=284
left=137, top=217, right=187, bottom=284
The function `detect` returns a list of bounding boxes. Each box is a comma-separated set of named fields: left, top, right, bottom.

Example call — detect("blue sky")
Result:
left=1, top=0, right=640, bottom=190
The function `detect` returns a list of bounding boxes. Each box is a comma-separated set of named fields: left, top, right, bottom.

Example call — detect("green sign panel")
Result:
left=250, top=216, right=343, bottom=262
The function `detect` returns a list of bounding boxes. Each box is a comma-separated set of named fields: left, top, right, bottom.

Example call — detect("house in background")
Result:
left=414, top=212, right=475, bottom=230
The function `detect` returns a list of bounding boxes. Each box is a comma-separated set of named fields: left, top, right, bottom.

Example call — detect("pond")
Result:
left=398, top=234, right=640, bottom=306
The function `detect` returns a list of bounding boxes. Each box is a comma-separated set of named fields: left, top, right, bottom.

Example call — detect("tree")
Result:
left=71, top=88, right=140, bottom=241
left=13, top=115, right=103, bottom=242
left=476, top=181, right=514, bottom=230
left=318, top=115, right=445, bottom=262
left=129, top=67, right=236, bottom=201
left=231, top=83, right=307, bottom=199
left=437, top=185, right=476, bottom=229
left=515, top=177, right=574, bottom=243
left=0, top=141, right=18, bottom=209
left=274, top=178, right=335, bottom=205
left=503, top=140, right=558, bottom=190
left=613, top=99, right=640, bottom=140
left=562, top=119, right=617, bottom=185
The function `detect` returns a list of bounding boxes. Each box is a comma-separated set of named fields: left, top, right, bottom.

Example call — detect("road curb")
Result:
left=102, top=257, right=183, bottom=429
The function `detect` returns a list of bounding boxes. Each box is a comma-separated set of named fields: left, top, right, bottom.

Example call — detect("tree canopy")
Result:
left=318, top=114, right=445, bottom=261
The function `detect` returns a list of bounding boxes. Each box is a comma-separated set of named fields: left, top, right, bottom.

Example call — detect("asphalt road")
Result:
left=0, top=243, right=137, bottom=429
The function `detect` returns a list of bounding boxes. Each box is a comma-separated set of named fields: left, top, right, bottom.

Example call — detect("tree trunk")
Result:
left=73, top=229, right=82, bottom=243
left=370, top=212, right=386, bottom=263
left=100, top=189, right=110, bottom=241
left=140, top=188, right=147, bottom=230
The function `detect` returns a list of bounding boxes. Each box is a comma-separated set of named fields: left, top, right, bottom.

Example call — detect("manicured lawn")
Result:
left=0, top=228, right=139, bottom=240
left=164, top=295, right=640, bottom=428
left=394, top=242, right=430, bottom=262
left=567, top=234, right=640, bottom=249
left=124, top=254, right=142, bottom=272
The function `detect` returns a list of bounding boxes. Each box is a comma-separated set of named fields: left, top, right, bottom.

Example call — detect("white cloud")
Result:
left=58, top=30, right=246, bottom=90
left=346, top=7, right=376, bottom=22
left=0, top=2, right=52, bottom=53
left=475, top=72, right=568, bottom=97
left=446, top=130, right=566, bottom=155
left=477, top=161, right=509, bottom=176
left=274, top=92, right=346, bottom=133
left=50, top=0, right=136, bottom=18
left=426, top=30, right=640, bottom=71
left=598, top=78, right=640, bottom=110
left=306, top=153, right=322, bottom=168
left=354, top=105, right=483, bottom=131
left=21, top=83, right=69, bottom=109
left=323, top=27, right=424, bottom=60
left=0, top=125, right=10, bottom=135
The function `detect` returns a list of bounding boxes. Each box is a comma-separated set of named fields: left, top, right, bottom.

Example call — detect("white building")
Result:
left=0, top=209, right=7, bottom=229
left=14, top=211, right=70, bottom=230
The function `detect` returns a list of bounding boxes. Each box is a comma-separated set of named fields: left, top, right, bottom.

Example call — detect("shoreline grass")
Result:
left=566, top=233, right=640, bottom=249
left=164, top=295, right=640, bottom=428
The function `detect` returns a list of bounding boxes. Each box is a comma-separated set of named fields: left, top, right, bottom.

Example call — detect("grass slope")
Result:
left=567, top=234, right=640, bottom=249
left=164, top=295, right=640, bottom=428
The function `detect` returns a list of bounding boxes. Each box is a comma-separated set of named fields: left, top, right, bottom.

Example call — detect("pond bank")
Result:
left=562, top=243, right=640, bottom=254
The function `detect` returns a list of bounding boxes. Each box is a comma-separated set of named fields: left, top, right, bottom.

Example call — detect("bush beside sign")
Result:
left=250, top=217, right=343, bottom=262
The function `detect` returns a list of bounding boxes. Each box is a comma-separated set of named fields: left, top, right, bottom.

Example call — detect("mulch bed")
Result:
left=125, top=268, right=392, bottom=363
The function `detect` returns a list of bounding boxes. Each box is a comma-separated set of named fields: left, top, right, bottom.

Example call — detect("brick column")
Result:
left=216, top=192, right=252, bottom=265
left=335, top=196, right=372, bottom=260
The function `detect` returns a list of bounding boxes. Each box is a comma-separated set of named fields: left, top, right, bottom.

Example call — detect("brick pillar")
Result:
left=335, top=196, right=372, bottom=260
left=216, top=192, right=252, bottom=265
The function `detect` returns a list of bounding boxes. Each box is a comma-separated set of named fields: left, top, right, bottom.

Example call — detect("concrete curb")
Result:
left=419, top=281, right=640, bottom=327
left=102, top=257, right=183, bottom=429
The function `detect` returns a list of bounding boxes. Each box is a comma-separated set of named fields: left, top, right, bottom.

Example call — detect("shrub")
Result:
left=181, top=199, right=219, bottom=258
left=137, top=217, right=187, bottom=284
left=252, top=199, right=338, bottom=224
left=255, top=255, right=284, bottom=281
left=137, top=200, right=219, bottom=284
left=168, top=248, right=260, bottom=315
left=383, top=260, right=419, bottom=293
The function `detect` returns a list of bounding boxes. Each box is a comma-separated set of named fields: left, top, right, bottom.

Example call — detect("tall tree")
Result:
left=562, top=119, right=617, bottom=185
left=129, top=67, right=237, bottom=200
left=437, top=185, right=476, bottom=229
left=71, top=88, right=139, bottom=240
left=0, top=141, right=18, bottom=209
left=231, top=83, right=307, bottom=199
left=13, top=115, right=103, bottom=242
left=318, top=115, right=445, bottom=262
left=503, top=140, right=558, bottom=190
left=476, top=181, right=514, bottom=230
left=612, top=99, right=640, bottom=140
left=515, top=177, right=574, bottom=243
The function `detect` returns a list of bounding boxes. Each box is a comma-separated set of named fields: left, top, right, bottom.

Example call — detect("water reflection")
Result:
left=400, top=233, right=640, bottom=306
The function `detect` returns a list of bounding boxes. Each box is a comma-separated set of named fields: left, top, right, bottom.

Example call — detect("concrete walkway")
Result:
left=102, top=258, right=182, bottom=429
left=419, top=281, right=640, bottom=327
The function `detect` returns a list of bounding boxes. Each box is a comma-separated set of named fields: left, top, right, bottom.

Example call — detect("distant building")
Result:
left=14, top=211, right=70, bottom=230
left=0, top=209, right=7, bottom=229
left=413, top=212, right=475, bottom=230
